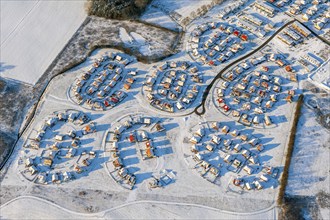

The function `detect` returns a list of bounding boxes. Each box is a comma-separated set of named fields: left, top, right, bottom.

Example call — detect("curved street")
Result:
left=194, top=19, right=297, bottom=115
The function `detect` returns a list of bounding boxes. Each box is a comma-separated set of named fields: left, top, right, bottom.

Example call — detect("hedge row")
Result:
left=277, top=94, right=304, bottom=206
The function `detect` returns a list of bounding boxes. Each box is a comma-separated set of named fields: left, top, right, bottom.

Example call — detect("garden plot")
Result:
left=103, top=114, right=174, bottom=190
left=183, top=121, right=280, bottom=192
left=188, top=21, right=252, bottom=66
left=69, top=52, right=138, bottom=111
left=214, top=52, right=299, bottom=127
left=18, top=110, right=101, bottom=185
left=143, top=60, right=205, bottom=113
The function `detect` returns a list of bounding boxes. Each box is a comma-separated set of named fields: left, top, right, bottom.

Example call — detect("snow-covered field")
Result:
left=0, top=0, right=86, bottom=85
left=0, top=195, right=280, bottom=219
left=151, top=0, right=212, bottom=18
left=287, top=101, right=329, bottom=197
left=141, top=6, right=180, bottom=31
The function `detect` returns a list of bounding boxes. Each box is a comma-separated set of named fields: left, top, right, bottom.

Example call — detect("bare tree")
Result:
left=190, top=11, right=197, bottom=19
left=201, top=5, right=208, bottom=12
left=181, top=17, right=191, bottom=27
left=196, top=7, right=203, bottom=16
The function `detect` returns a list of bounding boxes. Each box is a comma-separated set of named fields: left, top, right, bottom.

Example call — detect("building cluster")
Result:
left=252, top=2, right=276, bottom=18
left=189, top=22, right=249, bottom=66
left=237, top=13, right=268, bottom=38
left=187, top=122, right=279, bottom=189
left=148, top=169, right=176, bottom=189
left=21, top=110, right=97, bottom=184
left=144, top=61, right=202, bottom=113
left=268, top=0, right=330, bottom=30
left=232, top=164, right=279, bottom=191
left=105, top=115, right=167, bottom=190
left=219, top=53, right=297, bottom=126
left=71, top=52, right=135, bottom=110
left=313, top=9, right=330, bottom=30
left=267, top=0, right=292, bottom=7
left=298, top=53, right=324, bottom=72
left=218, top=0, right=248, bottom=19
left=277, top=21, right=311, bottom=46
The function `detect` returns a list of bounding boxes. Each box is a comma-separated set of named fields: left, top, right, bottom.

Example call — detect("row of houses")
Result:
left=33, top=171, right=73, bottom=184
left=108, top=123, right=141, bottom=189
left=277, top=21, right=311, bottom=46
left=288, top=0, right=327, bottom=15
left=252, top=2, right=276, bottom=17
left=27, top=111, right=90, bottom=148
left=232, top=164, right=279, bottom=190
left=240, top=14, right=264, bottom=26
left=222, top=53, right=267, bottom=81
left=314, top=13, right=330, bottom=30
left=237, top=18, right=267, bottom=38
left=25, top=143, right=96, bottom=184
left=301, top=53, right=323, bottom=67
left=218, top=0, right=248, bottom=19
left=291, top=21, right=311, bottom=37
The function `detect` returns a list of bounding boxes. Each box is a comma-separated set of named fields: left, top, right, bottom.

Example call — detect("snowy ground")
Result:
left=289, top=102, right=329, bottom=187
left=309, top=59, right=330, bottom=92
left=0, top=0, right=86, bottom=85
left=286, top=90, right=330, bottom=220
left=141, top=5, right=180, bottom=31
left=0, top=47, right=295, bottom=219
left=0, top=196, right=279, bottom=220
left=151, top=0, right=213, bottom=19
left=1, top=0, right=329, bottom=219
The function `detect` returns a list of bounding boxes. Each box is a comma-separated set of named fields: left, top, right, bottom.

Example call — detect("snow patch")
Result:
left=130, top=32, right=146, bottom=45
left=119, top=27, right=133, bottom=45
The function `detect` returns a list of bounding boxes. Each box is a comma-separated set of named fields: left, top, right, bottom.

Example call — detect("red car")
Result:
left=240, top=34, right=248, bottom=41
left=111, top=97, right=119, bottom=103
left=233, top=30, right=240, bottom=37
left=104, top=100, right=111, bottom=107
left=223, top=105, right=230, bottom=112
left=262, top=66, right=269, bottom=72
